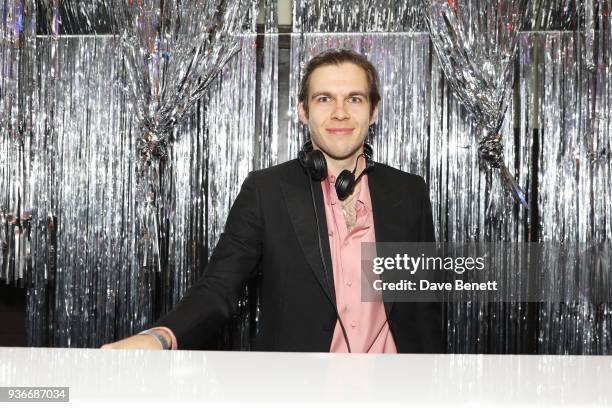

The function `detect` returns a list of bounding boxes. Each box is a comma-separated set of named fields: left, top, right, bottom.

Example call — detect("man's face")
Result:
left=298, top=62, right=378, bottom=161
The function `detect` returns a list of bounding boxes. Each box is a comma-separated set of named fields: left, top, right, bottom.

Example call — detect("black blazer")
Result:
left=155, top=159, right=446, bottom=352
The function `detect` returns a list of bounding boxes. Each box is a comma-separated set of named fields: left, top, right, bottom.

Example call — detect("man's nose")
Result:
left=331, top=101, right=349, bottom=120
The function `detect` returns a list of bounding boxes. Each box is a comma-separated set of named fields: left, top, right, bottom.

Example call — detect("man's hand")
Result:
left=100, top=331, right=171, bottom=350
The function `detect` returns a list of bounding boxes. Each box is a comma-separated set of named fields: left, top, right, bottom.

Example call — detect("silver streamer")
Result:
left=112, top=0, right=257, bottom=288
left=584, top=0, right=598, bottom=71
left=0, top=0, right=37, bottom=286
left=524, top=0, right=580, bottom=30
left=25, top=34, right=258, bottom=347
left=258, top=0, right=280, bottom=168
left=34, top=37, right=137, bottom=345
left=430, top=52, right=531, bottom=354
left=524, top=31, right=611, bottom=354
left=583, top=0, right=611, bottom=72
left=424, top=0, right=530, bottom=209
left=292, top=0, right=424, bottom=32
left=38, top=0, right=115, bottom=35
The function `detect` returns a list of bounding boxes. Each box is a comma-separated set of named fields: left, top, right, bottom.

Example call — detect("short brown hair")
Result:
left=298, top=49, right=381, bottom=116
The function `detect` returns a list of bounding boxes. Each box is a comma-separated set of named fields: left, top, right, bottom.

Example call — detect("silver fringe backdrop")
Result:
left=115, top=0, right=255, bottom=286
left=258, top=0, right=280, bottom=169
left=424, top=0, right=529, bottom=209
left=24, top=34, right=259, bottom=347
left=1, top=0, right=611, bottom=353
left=1, top=0, right=38, bottom=287
left=292, top=0, right=424, bottom=32
left=524, top=31, right=612, bottom=354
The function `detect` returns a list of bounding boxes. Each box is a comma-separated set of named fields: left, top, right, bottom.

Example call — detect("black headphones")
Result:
left=298, top=140, right=375, bottom=200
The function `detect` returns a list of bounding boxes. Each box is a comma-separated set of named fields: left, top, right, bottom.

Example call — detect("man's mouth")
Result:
left=326, top=128, right=354, bottom=135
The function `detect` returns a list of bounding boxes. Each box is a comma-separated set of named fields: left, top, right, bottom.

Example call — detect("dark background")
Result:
left=0, top=284, right=26, bottom=346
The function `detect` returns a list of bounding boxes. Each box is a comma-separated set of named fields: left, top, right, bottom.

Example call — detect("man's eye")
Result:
left=348, top=96, right=362, bottom=103
left=317, top=96, right=330, bottom=103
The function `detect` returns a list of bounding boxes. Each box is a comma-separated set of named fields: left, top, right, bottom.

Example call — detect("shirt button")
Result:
left=343, top=241, right=349, bottom=247
left=328, top=230, right=334, bottom=236
left=346, top=281, right=352, bottom=287
left=350, top=321, right=357, bottom=328
left=331, top=199, right=336, bottom=205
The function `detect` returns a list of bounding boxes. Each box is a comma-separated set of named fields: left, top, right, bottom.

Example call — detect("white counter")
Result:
left=0, top=347, right=610, bottom=407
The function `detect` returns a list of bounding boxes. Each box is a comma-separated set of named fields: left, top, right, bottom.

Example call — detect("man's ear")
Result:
left=298, top=102, right=309, bottom=125
left=369, top=104, right=379, bottom=125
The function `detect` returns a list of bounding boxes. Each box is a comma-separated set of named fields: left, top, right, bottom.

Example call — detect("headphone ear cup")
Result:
left=335, top=170, right=355, bottom=201
left=307, top=149, right=327, bottom=181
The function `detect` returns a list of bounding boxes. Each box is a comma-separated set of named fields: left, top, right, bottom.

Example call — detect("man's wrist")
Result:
left=139, top=329, right=172, bottom=350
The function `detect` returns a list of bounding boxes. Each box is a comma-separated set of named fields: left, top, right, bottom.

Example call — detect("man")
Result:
left=102, top=49, right=445, bottom=353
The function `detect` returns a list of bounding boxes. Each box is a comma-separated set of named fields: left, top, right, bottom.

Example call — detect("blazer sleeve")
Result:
left=153, top=172, right=263, bottom=349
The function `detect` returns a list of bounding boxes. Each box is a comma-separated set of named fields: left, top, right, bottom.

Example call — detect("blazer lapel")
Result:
left=280, top=177, right=337, bottom=309
left=368, top=165, right=405, bottom=317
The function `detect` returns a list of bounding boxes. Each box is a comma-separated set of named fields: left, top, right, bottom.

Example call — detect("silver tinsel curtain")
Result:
left=2, top=0, right=263, bottom=348
left=25, top=34, right=259, bottom=347
left=527, top=31, right=612, bottom=353
left=1, top=0, right=611, bottom=354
